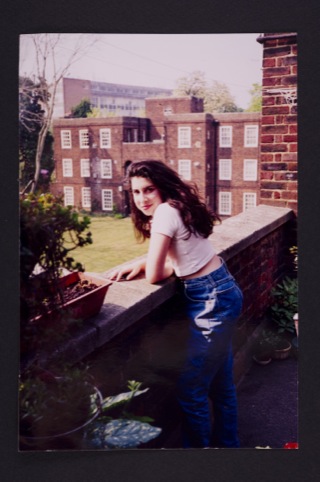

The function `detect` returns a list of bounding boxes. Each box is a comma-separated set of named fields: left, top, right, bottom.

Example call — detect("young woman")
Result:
left=110, top=160, right=243, bottom=448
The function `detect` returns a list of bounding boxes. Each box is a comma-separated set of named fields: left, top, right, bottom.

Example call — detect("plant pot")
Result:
left=30, top=272, right=112, bottom=325
left=19, top=384, right=103, bottom=451
left=252, top=354, right=272, bottom=365
left=272, top=340, right=292, bottom=360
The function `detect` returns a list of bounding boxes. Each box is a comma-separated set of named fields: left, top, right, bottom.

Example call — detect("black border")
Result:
left=2, top=0, right=320, bottom=480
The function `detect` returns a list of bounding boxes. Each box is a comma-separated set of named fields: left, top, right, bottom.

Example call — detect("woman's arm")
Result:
left=145, top=232, right=174, bottom=284
left=109, top=233, right=174, bottom=283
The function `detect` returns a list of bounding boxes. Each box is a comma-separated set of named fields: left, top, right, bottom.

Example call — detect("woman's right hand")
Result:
left=108, top=260, right=146, bottom=282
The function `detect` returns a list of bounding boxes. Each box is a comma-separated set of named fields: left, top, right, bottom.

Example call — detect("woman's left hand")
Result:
left=108, top=260, right=146, bottom=282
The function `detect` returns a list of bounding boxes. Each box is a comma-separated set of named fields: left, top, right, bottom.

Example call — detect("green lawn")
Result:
left=72, top=216, right=149, bottom=273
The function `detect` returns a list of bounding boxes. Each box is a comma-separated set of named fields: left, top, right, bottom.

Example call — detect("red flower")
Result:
left=283, top=442, right=298, bottom=449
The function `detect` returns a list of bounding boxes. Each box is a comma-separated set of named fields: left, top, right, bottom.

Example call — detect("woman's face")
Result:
left=131, top=176, right=163, bottom=217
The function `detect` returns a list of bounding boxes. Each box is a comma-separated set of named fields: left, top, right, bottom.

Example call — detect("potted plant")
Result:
left=20, top=373, right=161, bottom=451
left=252, top=332, right=273, bottom=365
left=20, top=193, right=112, bottom=356
left=19, top=363, right=103, bottom=450
left=270, top=276, right=298, bottom=336
left=253, top=329, right=292, bottom=364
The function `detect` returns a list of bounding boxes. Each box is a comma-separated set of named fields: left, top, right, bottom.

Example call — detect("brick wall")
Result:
left=257, top=33, right=297, bottom=213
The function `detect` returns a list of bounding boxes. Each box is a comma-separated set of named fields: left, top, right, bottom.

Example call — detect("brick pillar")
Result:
left=257, top=33, right=297, bottom=214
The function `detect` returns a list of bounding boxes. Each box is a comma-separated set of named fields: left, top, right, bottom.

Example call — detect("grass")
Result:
left=72, top=216, right=149, bottom=273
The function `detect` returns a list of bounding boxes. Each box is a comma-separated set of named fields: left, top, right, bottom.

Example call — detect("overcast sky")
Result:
left=20, top=33, right=263, bottom=110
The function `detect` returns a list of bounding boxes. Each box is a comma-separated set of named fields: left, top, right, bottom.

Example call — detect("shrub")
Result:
left=270, top=276, right=298, bottom=334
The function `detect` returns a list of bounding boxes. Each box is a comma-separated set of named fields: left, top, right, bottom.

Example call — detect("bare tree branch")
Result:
left=20, top=34, right=97, bottom=192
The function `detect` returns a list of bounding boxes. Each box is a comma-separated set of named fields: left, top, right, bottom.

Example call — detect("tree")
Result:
left=70, top=98, right=92, bottom=118
left=246, top=83, right=262, bottom=112
left=173, top=71, right=241, bottom=113
left=19, top=76, right=54, bottom=192
left=19, top=34, right=96, bottom=193
left=173, top=70, right=207, bottom=98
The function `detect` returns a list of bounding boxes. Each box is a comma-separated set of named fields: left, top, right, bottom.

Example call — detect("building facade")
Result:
left=53, top=78, right=172, bottom=118
left=52, top=96, right=261, bottom=218
left=215, top=112, right=261, bottom=216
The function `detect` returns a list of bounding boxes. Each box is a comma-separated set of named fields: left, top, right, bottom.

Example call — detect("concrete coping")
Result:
left=56, top=204, right=294, bottom=363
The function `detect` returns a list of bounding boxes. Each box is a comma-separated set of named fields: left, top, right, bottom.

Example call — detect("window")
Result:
left=82, top=187, right=91, bottom=208
left=102, top=189, right=113, bottom=211
left=178, top=127, right=191, bottom=148
left=64, top=186, right=74, bottom=206
left=81, top=159, right=90, bottom=177
left=101, top=159, right=112, bottom=178
left=243, top=193, right=257, bottom=211
left=61, top=130, right=72, bottom=149
left=178, top=159, right=191, bottom=180
left=219, top=159, right=232, bottom=180
left=244, top=159, right=258, bottom=181
left=79, top=129, right=89, bottom=148
left=219, top=126, right=232, bottom=147
left=244, top=125, right=259, bottom=147
left=100, top=128, right=111, bottom=148
left=62, top=158, right=73, bottom=177
left=219, top=192, right=232, bottom=215
left=91, top=96, right=98, bottom=108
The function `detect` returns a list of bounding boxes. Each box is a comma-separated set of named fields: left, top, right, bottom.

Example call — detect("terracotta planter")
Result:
left=30, top=272, right=112, bottom=325
left=272, top=340, right=292, bottom=360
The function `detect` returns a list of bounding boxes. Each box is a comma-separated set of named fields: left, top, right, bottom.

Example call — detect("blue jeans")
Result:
left=177, top=258, right=243, bottom=448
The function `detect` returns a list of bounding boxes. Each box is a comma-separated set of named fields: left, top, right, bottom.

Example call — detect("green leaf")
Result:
left=101, top=388, right=149, bottom=412
left=86, top=419, right=161, bottom=449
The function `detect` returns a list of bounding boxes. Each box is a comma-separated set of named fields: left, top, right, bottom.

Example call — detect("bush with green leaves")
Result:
left=270, top=276, right=298, bottom=334
left=20, top=193, right=92, bottom=283
left=20, top=193, right=92, bottom=312
left=85, top=380, right=162, bottom=449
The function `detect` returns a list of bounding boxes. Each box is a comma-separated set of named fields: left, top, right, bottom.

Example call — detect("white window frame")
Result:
left=79, top=129, right=89, bottom=148
left=243, top=159, right=258, bottom=181
left=219, top=191, right=232, bottom=215
left=102, top=189, right=113, bottom=211
left=100, top=128, right=111, bottom=148
left=100, top=159, right=113, bottom=179
left=81, top=187, right=91, bottom=209
left=178, top=159, right=191, bottom=180
left=178, top=126, right=191, bottom=148
left=244, top=125, right=259, bottom=147
left=219, top=126, right=232, bottom=147
left=243, top=193, right=257, bottom=211
left=62, top=158, right=73, bottom=177
left=61, top=130, right=72, bottom=149
left=64, top=186, right=74, bottom=206
left=80, top=158, right=90, bottom=177
left=219, top=159, right=232, bottom=180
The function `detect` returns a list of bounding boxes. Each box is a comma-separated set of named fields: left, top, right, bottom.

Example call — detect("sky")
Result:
left=19, top=33, right=263, bottom=110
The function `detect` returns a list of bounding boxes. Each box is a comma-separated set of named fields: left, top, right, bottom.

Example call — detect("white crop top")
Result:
left=151, top=203, right=215, bottom=277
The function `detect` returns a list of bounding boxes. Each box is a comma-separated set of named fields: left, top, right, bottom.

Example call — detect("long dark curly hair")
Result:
left=127, top=160, right=219, bottom=241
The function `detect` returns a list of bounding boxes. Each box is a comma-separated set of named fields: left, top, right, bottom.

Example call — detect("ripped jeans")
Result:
left=177, top=258, right=243, bottom=448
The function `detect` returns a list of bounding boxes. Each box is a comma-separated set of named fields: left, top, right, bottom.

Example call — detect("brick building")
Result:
left=215, top=112, right=261, bottom=216
left=52, top=96, right=261, bottom=218
left=257, top=33, right=297, bottom=214
left=54, top=77, right=172, bottom=118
